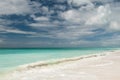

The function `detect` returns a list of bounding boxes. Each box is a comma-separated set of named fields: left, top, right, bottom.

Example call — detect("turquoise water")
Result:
left=0, top=48, right=119, bottom=73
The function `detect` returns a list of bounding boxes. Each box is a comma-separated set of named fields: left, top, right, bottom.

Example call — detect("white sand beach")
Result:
left=1, top=50, right=120, bottom=80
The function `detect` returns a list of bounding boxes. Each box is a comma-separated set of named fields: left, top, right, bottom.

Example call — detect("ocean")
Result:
left=0, top=48, right=118, bottom=74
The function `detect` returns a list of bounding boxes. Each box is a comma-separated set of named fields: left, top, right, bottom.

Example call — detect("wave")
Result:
left=16, top=51, right=110, bottom=71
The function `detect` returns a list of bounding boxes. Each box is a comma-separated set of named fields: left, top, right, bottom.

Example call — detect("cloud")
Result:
left=31, top=15, right=49, bottom=22
left=109, top=21, right=120, bottom=31
left=100, top=34, right=120, bottom=47
left=0, top=39, right=3, bottom=43
left=29, top=16, right=58, bottom=27
left=68, top=0, right=91, bottom=6
left=0, top=0, right=32, bottom=15
left=31, top=16, right=49, bottom=22
left=0, top=38, right=5, bottom=45
left=85, top=5, right=111, bottom=25
left=0, top=0, right=120, bottom=47
left=0, top=26, right=36, bottom=34
left=0, top=18, right=36, bottom=35
left=60, top=1, right=95, bottom=24
left=30, top=23, right=57, bottom=27
left=29, top=0, right=120, bottom=42
left=48, top=25, right=95, bottom=40
left=61, top=10, right=82, bottom=23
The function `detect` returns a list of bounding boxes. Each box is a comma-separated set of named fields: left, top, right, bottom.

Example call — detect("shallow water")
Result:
left=0, top=48, right=119, bottom=74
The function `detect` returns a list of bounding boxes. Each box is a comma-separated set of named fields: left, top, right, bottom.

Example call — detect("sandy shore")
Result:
left=1, top=50, right=120, bottom=80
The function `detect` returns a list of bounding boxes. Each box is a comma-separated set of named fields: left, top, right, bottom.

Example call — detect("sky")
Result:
left=0, top=0, right=120, bottom=48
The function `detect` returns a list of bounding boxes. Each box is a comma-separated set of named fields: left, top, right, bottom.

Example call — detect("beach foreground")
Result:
left=1, top=50, right=120, bottom=80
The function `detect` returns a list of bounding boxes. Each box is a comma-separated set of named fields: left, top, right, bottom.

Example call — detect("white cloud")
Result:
left=29, top=1, right=120, bottom=42
left=86, top=5, right=111, bottom=25
left=31, top=15, right=49, bottom=22
left=30, top=23, right=57, bottom=27
left=47, top=25, right=96, bottom=40
left=28, top=23, right=96, bottom=40
left=29, top=15, right=57, bottom=27
left=0, top=19, right=12, bottom=25
left=40, top=6, right=49, bottom=15
left=60, top=2, right=94, bottom=24
left=0, top=26, right=36, bottom=34
left=0, top=39, right=3, bottom=43
left=29, top=15, right=58, bottom=28
left=6, top=29, right=35, bottom=34
left=109, top=21, right=120, bottom=31
left=61, top=10, right=82, bottom=23
left=54, top=5, right=66, bottom=11
left=0, top=0, right=32, bottom=15
left=68, top=0, right=91, bottom=6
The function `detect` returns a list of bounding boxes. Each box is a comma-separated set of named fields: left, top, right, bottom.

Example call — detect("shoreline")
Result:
left=1, top=50, right=106, bottom=75
left=17, top=51, right=107, bottom=70
left=0, top=50, right=114, bottom=74
left=1, top=50, right=120, bottom=80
